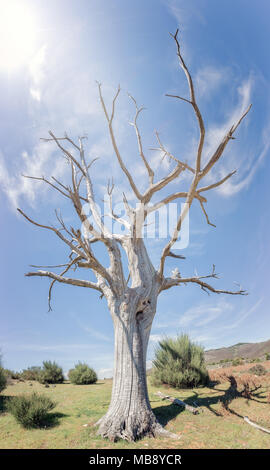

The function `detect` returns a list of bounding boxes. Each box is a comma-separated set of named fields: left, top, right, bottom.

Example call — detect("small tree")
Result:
left=152, top=334, right=208, bottom=388
left=38, top=361, right=64, bottom=384
left=68, top=363, right=97, bottom=385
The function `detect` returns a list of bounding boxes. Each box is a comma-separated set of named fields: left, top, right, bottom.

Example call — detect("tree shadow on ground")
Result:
left=152, top=380, right=267, bottom=425
left=152, top=391, right=225, bottom=424
left=153, top=403, right=185, bottom=426
left=0, top=396, right=7, bottom=413
left=64, top=382, right=105, bottom=385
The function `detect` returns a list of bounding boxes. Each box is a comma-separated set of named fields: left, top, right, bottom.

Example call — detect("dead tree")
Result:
left=18, top=30, right=250, bottom=441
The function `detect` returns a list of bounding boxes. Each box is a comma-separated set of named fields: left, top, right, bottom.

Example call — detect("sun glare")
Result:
left=0, top=2, right=37, bottom=71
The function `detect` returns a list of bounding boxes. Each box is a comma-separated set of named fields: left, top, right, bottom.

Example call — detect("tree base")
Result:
left=96, top=410, right=179, bottom=442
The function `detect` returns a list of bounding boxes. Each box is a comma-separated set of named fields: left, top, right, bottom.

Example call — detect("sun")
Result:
left=0, top=2, right=37, bottom=71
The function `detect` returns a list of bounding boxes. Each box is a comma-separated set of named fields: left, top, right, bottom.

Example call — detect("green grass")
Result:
left=0, top=378, right=269, bottom=449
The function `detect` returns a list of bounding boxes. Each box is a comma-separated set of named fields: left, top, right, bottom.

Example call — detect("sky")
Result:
left=0, top=0, right=270, bottom=378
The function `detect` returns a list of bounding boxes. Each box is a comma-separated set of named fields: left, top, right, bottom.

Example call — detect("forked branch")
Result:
left=161, top=265, right=247, bottom=296
left=97, top=82, right=143, bottom=201
left=158, top=30, right=251, bottom=277
left=169, top=29, right=205, bottom=173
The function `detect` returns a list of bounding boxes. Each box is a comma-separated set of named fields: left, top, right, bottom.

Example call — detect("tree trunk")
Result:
left=96, top=301, right=168, bottom=441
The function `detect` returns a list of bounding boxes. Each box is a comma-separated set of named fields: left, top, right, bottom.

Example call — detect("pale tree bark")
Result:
left=19, top=30, right=250, bottom=441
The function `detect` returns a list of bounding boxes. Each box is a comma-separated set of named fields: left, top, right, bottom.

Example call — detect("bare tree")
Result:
left=18, top=30, right=250, bottom=441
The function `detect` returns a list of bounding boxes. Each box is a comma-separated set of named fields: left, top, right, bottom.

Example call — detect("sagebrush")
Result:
left=68, top=363, right=97, bottom=385
left=38, top=361, right=64, bottom=384
left=248, top=364, right=267, bottom=376
left=152, top=334, right=209, bottom=388
left=7, top=392, right=56, bottom=428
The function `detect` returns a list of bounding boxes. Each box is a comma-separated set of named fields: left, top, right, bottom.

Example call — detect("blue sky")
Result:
left=0, top=0, right=270, bottom=378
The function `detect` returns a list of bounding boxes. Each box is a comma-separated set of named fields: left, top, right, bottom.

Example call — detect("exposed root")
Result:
left=96, top=410, right=179, bottom=442
left=154, top=424, right=180, bottom=440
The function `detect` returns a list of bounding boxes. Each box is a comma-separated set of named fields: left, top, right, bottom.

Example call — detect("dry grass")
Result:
left=209, top=360, right=270, bottom=375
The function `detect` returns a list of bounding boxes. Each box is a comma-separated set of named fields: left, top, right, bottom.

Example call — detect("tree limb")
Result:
left=158, top=30, right=251, bottom=278
left=25, top=269, right=102, bottom=306
left=197, top=170, right=237, bottom=193
left=170, top=29, right=205, bottom=173
left=97, top=82, right=143, bottom=201
left=202, top=106, right=252, bottom=178
left=161, top=264, right=247, bottom=295
left=46, top=131, right=86, bottom=176
left=17, top=208, right=87, bottom=260
left=128, top=93, right=154, bottom=185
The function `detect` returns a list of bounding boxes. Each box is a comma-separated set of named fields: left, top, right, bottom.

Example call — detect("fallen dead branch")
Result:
left=244, top=416, right=270, bottom=434
left=155, top=391, right=199, bottom=414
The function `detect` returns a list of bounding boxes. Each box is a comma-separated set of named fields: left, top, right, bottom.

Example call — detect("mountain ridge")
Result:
left=204, top=339, right=270, bottom=364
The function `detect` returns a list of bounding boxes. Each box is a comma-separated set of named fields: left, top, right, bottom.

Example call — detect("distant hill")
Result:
left=205, top=339, right=270, bottom=364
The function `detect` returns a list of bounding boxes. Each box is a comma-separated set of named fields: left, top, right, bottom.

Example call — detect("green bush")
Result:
left=38, top=361, right=64, bottom=384
left=3, top=369, right=21, bottom=380
left=0, top=353, right=7, bottom=393
left=248, top=364, right=267, bottom=376
left=0, top=368, right=7, bottom=393
left=7, top=392, right=56, bottom=428
left=265, top=353, right=270, bottom=361
left=152, top=334, right=209, bottom=389
left=232, top=357, right=243, bottom=366
left=68, top=363, right=97, bottom=385
left=21, top=366, right=42, bottom=381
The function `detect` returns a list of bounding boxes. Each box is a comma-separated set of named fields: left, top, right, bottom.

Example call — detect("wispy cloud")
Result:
left=218, top=122, right=270, bottom=196
left=68, top=313, right=112, bottom=343
left=167, top=0, right=206, bottom=28
left=222, top=297, right=264, bottom=330
left=0, top=143, right=68, bottom=209
left=167, top=1, right=270, bottom=198
left=195, top=65, right=231, bottom=99
left=29, top=45, right=47, bottom=102
left=178, top=299, right=234, bottom=328
left=203, top=77, right=253, bottom=161
left=0, top=342, right=98, bottom=353
left=79, top=325, right=112, bottom=343
left=200, top=76, right=270, bottom=196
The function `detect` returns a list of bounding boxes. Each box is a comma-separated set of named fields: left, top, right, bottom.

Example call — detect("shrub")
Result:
left=21, top=366, right=42, bottom=381
left=68, top=363, right=97, bottom=385
left=248, top=364, right=267, bottom=376
left=38, top=361, right=64, bottom=384
left=3, top=369, right=21, bottom=380
left=232, top=357, right=243, bottom=366
left=7, top=392, right=56, bottom=428
left=152, top=334, right=209, bottom=389
left=0, top=354, right=7, bottom=393
left=0, top=368, right=7, bottom=393
left=265, top=353, right=270, bottom=361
